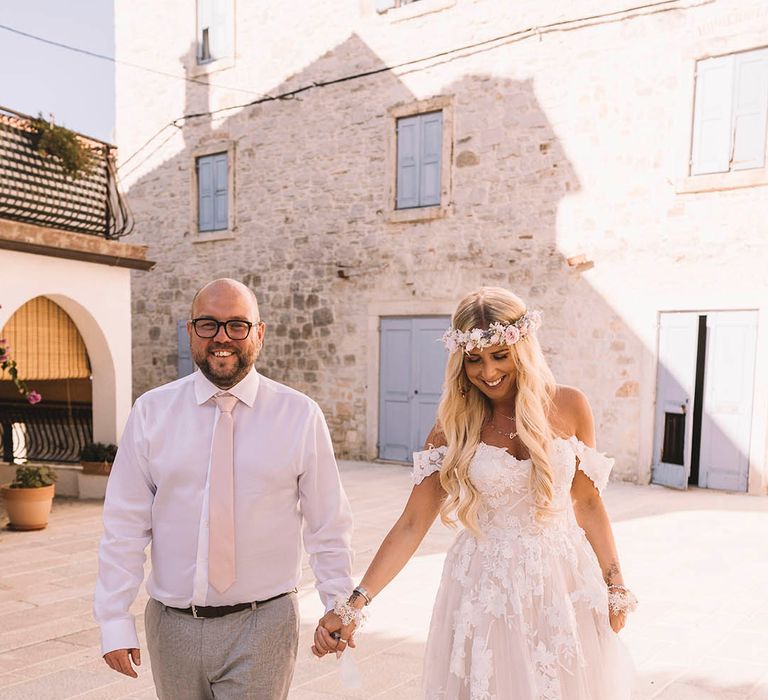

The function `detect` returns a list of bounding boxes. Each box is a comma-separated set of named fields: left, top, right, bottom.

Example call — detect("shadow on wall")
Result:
left=123, top=32, right=745, bottom=484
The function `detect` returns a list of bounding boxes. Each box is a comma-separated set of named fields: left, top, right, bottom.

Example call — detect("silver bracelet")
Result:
left=352, top=585, right=372, bottom=605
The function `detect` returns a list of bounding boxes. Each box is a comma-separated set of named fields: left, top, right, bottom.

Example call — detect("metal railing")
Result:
left=0, top=400, right=92, bottom=465
left=0, top=107, right=133, bottom=239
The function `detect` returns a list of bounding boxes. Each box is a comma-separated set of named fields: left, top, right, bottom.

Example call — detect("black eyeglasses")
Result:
left=191, top=318, right=258, bottom=340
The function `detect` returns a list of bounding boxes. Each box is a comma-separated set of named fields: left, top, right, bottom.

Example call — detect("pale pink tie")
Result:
left=208, top=393, right=239, bottom=593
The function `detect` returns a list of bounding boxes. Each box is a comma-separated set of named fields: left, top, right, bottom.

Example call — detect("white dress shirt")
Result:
left=94, top=368, right=354, bottom=655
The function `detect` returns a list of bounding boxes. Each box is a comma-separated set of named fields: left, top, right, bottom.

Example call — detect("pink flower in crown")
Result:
left=441, top=329, right=458, bottom=353
left=27, top=391, right=42, bottom=405
left=504, top=325, right=521, bottom=345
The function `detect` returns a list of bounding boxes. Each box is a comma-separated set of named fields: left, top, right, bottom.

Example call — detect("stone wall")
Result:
left=116, top=0, right=768, bottom=489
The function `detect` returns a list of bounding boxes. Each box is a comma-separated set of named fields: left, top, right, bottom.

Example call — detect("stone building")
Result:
left=115, top=0, right=768, bottom=494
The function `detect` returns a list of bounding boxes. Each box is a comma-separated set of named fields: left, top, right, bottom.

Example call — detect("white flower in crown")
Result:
left=441, top=311, right=542, bottom=354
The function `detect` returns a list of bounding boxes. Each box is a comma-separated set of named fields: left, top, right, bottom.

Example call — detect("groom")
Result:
left=94, top=278, right=354, bottom=699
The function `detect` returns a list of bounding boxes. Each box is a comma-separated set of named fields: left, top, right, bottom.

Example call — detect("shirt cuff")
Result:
left=100, top=617, right=140, bottom=655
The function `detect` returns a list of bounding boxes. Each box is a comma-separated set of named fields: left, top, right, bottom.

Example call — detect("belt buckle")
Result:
left=191, top=604, right=200, bottom=619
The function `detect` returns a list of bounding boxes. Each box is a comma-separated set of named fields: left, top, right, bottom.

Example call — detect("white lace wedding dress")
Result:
left=412, top=436, right=633, bottom=700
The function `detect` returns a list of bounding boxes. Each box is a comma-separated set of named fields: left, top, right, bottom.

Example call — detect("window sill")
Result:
left=193, top=230, right=236, bottom=244
left=189, top=56, right=235, bottom=78
left=380, top=0, right=457, bottom=21
left=677, top=168, right=768, bottom=194
left=387, top=203, right=452, bottom=224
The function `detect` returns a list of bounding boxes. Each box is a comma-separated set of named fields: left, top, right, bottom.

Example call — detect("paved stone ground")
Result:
left=1, top=461, right=767, bottom=699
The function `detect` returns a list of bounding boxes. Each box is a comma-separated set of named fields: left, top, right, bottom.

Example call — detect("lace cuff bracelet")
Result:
left=607, top=584, right=638, bottom=615
left=334, top=598, right=368, bottom=629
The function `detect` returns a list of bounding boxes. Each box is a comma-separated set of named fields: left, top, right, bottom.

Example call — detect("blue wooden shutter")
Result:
left=177, top=320, right=194, bottom=378
left=731, top=48, right=768, bottom=171
left=691, top=55, right=734, bottom=175
left=396, top=115, right=420, bottom=209
left=213, top=153, right=229, bottom=230
left=210, top=0, right=234, bottom=60
left=198, top=156, right=214, bottom=231
left=420, top=111, right=442, bottom=206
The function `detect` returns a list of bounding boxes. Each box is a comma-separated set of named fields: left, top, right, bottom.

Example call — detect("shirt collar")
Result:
left=193, top=366, right=260, bottom=408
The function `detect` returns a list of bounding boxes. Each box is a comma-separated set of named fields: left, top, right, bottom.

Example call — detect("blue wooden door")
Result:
left=379, top=316, right=449, bottom=461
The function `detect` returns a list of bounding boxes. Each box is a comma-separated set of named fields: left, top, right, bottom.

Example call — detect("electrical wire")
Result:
left=117, top=0, right=704, bottom=173
left=0, top=22, right=266, bottom=96
left=8, top=0, right=694, bottom=173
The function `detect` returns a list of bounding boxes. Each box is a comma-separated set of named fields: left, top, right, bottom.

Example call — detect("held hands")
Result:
left=103, top=648, right=141, bottom=677
left=312, top=611, right=358, bottom=658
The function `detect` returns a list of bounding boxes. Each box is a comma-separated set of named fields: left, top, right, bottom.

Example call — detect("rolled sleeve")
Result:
left=93, top=402, right=155, bottom=655
left=298, top=405, right=354, bottom=609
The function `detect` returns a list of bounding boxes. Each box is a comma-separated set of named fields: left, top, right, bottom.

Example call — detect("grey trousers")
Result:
left=145, top=593, right=299, bottom=700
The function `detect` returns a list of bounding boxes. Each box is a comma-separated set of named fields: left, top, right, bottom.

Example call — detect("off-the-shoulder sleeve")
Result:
left=567, top=436, right=615, bottom=494
left=412, top=445, right=448, bottom=485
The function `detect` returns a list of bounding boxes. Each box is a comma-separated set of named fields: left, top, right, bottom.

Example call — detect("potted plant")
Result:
left=1, top=465, right=58, bottom=531
left=80, top=442, right=118, bottom=476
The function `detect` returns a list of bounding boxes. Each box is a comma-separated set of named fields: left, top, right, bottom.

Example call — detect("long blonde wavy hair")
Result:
left=437, top=287, right=557, bottom=534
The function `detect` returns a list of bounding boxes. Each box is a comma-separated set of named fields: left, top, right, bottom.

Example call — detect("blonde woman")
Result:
left=313, top=287, right=635, bottom=699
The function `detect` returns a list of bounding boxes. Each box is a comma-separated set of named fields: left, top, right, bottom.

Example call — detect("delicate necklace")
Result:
left=489, top=415, right=518, bottom=441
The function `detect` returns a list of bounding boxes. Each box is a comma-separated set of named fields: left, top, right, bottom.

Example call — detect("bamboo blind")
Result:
left=0, top=297, right=91, bottom=380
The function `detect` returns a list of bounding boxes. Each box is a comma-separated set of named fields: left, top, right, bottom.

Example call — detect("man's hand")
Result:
left=312, top=611, right=357, bottom=658
left=103, top=648, right=141, bottom=678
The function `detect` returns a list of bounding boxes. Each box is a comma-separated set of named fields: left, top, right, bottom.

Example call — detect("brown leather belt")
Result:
left=168, top=589, right=295, bottom=619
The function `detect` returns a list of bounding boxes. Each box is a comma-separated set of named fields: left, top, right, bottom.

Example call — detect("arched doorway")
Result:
left=0, top=297, right=93, bottom=463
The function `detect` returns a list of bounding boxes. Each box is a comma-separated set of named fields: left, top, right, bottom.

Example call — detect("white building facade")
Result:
left=115, top=0, right=768, bottom=494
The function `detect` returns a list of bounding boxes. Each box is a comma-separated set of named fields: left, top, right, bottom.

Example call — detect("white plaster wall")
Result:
left=0, top=249, right=133, bottom=443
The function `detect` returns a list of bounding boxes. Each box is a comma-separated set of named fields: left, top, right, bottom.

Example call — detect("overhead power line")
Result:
left=0, top=22, right=266, bottom=96
left=117, top=0, right=705, bottom=176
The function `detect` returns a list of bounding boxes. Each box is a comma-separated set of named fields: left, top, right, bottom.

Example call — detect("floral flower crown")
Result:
left=441, top=311, right=542, bottom=354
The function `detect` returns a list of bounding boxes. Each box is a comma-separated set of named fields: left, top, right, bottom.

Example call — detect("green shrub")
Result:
left=29, top=115, right=97, bottom=180
left=80, top=442, right=118, bottom=463
left=11, top=465, right=58, bottom=489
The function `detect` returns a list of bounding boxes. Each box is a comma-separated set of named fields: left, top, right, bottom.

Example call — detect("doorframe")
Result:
left=651, top=307, right=767, bottom=495
left=365, top=300, right=455, bottom=461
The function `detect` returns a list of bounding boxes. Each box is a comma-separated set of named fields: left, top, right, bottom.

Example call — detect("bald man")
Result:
left=94, top=279, right=353, bottom=699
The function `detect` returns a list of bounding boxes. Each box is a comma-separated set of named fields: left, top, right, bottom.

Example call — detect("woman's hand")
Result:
left=609, top=607, right=626, bottom=633
left=311, top=611, right=357, bottom=658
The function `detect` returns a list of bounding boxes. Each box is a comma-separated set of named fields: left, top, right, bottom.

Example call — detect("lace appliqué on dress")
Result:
left=567, top=436, right=615, bottom=494
left=421, top=437, right=632, bottom=700
left=412, top=444, right=448, bottom=485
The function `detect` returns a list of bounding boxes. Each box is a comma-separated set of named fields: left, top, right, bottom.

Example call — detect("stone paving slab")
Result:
left=1, top=460, right=767, bottom=699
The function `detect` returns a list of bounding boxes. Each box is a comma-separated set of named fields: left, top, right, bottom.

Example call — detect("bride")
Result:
left=312, top=287, right=636, bottom=699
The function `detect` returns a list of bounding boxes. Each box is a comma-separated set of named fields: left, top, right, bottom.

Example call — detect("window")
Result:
left=197, top=0, right=234, bottom=64
left=197, top=153, right=228, bottom=232
left=690, top=48, right=768, bottom=175
left=396, top=111, right=443, bottom=209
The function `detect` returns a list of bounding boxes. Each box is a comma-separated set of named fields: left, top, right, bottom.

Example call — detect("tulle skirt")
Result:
left=421, top=529, right=634, bottom=700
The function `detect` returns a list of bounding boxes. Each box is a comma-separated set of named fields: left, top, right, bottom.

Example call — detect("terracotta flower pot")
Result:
left=0, top=483, right=55, bottom=531
left=80, top=460, right=112, bottom=476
